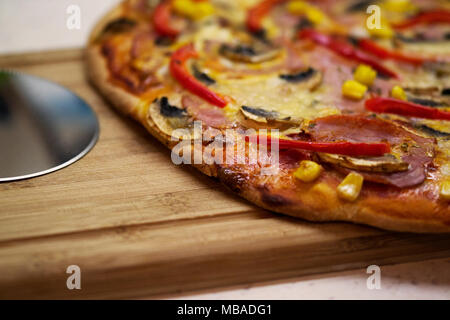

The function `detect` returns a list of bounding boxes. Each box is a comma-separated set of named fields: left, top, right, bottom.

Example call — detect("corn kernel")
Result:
left=287, top=1, right=309, bottom=14
left=342, top=80, right=368, bottom=100
left=337, top=172, right=364, bottom=202
left=367, top=19, right=394, bottom=39
left=391, top=85, right=407, bottom=101
left=383, top=0, right=416, bottom=13
left=293, top=160, right=323, bottom=183
left=288, top=1, right=325, bottom=24
left=173, top=0, right=214, bottom=20
left=354, top=64, right=377, bottom=86
left=440, top=180, right=450, bottom=201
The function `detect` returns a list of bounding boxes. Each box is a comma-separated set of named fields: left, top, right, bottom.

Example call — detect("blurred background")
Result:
left=1, top=0, right=449, bottom=300
left=0, top=0, right=121, bottom=54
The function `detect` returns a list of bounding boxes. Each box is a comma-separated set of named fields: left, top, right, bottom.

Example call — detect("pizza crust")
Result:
left=86, top=2, right=450, bottom=233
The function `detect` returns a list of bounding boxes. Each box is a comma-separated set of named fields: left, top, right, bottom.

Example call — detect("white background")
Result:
left=0, top=0, right=449, bottom=300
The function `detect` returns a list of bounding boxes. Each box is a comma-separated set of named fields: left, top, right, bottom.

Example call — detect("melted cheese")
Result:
left=214, top=75, right=340, bottom=121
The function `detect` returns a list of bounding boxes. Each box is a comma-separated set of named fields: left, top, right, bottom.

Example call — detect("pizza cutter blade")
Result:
left=0, top=70, right=99, bottom=182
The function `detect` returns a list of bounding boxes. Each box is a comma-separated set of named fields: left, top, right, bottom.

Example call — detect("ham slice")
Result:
left=308, top=115, right=435, bottom=188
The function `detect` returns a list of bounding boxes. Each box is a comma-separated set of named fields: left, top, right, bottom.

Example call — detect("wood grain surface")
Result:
left=0, top=49, right=449, bottom=299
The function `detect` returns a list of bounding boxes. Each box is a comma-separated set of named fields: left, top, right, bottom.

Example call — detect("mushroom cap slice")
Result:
left=219, top=43, right=282, bottom=64
left=240, top=106, right=303, bottom=126
left=279, top=68, right=323, bottom=91
left=317, top=153, right=410, bottom=173
left=147, top=97, right=198, bottom=140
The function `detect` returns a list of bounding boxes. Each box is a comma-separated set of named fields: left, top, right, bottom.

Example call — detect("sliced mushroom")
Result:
left=241, top=106, right=279, bottom=123
left=219, top=42, right=281, bottom=64
left=148, top=97, right=193, bottom=138
left=413, top=124, right=450, bottom=138
left=403, top=86, right=450, bottom=107
left=346, top=0, right=376, bottom=12
left=395, top=33, right=450, bottom=44
left=408, top=97, right=447, bottom=108
left=192, top=65, right=216, bottom=86
left=279, top=68, right=323, bottom=90
left=423, top=61, right=450, bottom=77
left=317, top=153, right=409, bottom=173
left=102, top=17, right=137, bottom=35
left=240, top=106, right=303, bottom=126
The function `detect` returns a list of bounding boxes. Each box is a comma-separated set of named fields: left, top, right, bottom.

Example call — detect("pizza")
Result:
left=87, top=0, right=450, bottom=233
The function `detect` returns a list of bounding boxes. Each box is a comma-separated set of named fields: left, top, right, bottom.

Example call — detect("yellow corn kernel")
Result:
left=354, top=64, right=377, bottom=86
left=383, top=0, right=416, bottom=13
left=287, top=1, right=325, bottom=24
left=367, top=19, right=394, bottom=39
left=440, top=180, right=450, bottom=201
left=342, top=80, right=368, bottom=100
left=173, top=0, right=214, bottom=20
left=337, top=172, right=364, bottom=202
left=287, top=1, right=309, bottom=14
left=391, top=85, right=407, bottom=101
left=293, top=160, right=323, bottom=183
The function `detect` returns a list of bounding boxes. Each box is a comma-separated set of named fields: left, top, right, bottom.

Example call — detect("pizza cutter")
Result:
left=0, top=70, right=99, bottom=182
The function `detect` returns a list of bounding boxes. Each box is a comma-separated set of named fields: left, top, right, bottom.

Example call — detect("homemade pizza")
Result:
left=87, top=0, right=450, bottom=233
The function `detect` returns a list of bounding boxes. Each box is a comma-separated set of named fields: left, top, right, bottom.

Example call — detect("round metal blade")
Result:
left=0, top=70, right=99, bottom=182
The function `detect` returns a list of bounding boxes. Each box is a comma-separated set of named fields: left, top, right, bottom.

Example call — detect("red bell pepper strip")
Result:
left=358, top=38, right=425, bottom=65
left=298, top=29, right=398, bottom=78
left=365, top=97, right=450, bottom=121
left=246, top=0, right=286, bottom=33
left=246, top=136, right=390, bottom=157
left=153, top=0, right=180, bottom=38
left=393, top=10, right=450, bottom=30
left=170, top=44, right=229, bottom=108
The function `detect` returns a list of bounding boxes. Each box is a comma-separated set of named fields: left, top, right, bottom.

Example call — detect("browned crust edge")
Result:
left=86, top=4, right=450, bottom=233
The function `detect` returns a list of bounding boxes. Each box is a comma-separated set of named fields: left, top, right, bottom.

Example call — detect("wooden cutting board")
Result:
left=0, top=49, right=449, bottom=299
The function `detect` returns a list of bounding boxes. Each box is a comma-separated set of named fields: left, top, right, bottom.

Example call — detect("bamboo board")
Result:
left=0, top=49, right=449, bottom=299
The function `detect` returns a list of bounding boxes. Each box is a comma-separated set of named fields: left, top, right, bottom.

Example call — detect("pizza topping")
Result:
left=308, top=115, right=435, bottom=188
left=192, top=64, right=216, bottom=85
left=240, top=106, right=303, bottom=126
left=170, top=43, right=229, bottom=108
left=219, top=42, right=281, bottom=64
left=172, top=0, right=214, bottom=21
left=317, top=153, right=409, bottom=173
left=102, top=17, right=137, bottom=35
left=293, top=160, right=323, bottom=182
left=358, top=38, right=426, bottom=65
left=424, top=61, right=450, bottom=77
left=246, top=0, right=286, bottom=34
left=353, top=64, right=377, bottom=86
left=365, top=97, right=450, bottom=120
left=391, top=85, right=407, bottom=101
left=393, top=10, right=450, bottom=30
left=241, top=106, right=279, bottom=122
left=159, top=96, right=187, bottom=118
left=408, top=97, right=446, bottom=108
left=346, top=0, right=372, bottom=13
left=337, top=172, right=364, bottom=202
left=279, top=67, right=315, bottom=82
left=440, top=180, right=450, bottom=201
left=153, top=0, right=180, bottom=38
left=287, top=1, right=325, bottom=25
left=148, top=97, right=191, bottom=137
left=248, top=135, right=390, bottom=157
left=342, top=80, right=367, bottom=100
left=412, top=123, right=450, bottom=138
left=366, top=18, right=394, bottom=39
left=298, top=29, right=398, bottom=78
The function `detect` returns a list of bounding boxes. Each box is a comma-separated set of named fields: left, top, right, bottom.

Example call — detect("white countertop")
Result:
left=1, top=0, right=449, bottom=300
